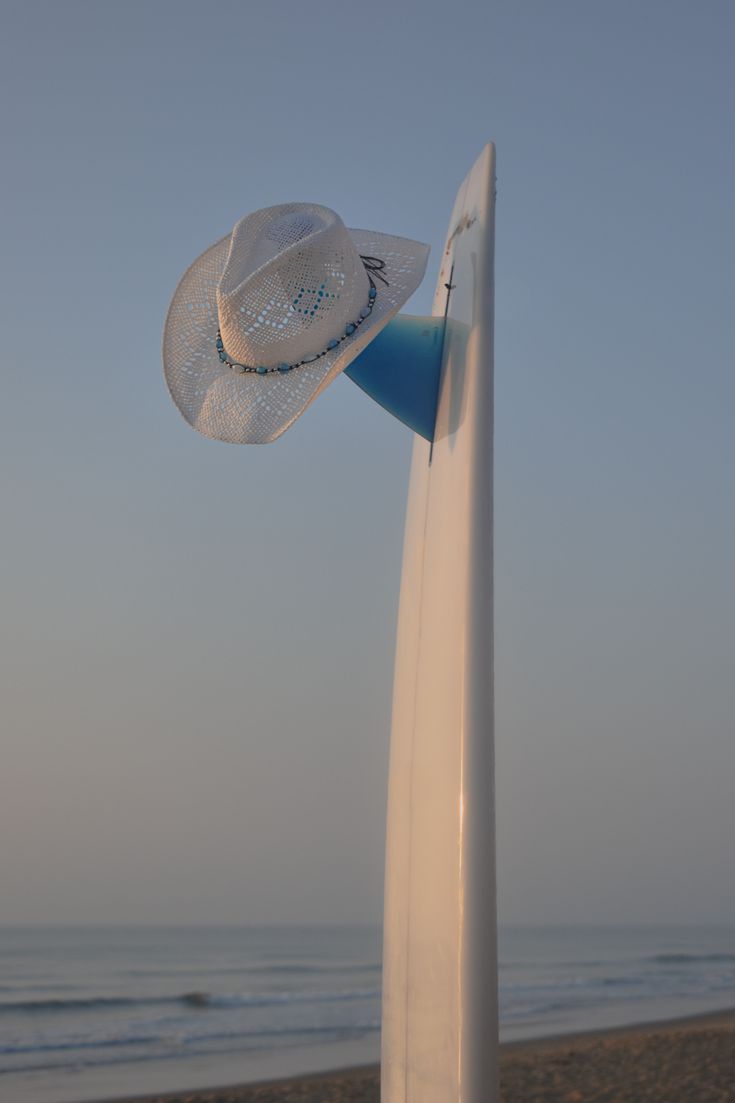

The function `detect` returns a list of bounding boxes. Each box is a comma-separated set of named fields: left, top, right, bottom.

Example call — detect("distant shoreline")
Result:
left=87, top=1006, right=735, bottom=1103
left=502, top=1003, right=735, bottom=1049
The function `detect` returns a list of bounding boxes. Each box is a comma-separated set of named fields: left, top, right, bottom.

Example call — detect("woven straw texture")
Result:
left=163, top=204, right=429, bottom=444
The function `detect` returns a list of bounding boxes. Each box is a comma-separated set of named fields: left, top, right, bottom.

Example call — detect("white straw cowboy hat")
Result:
left=163, top=203, right=430, bottom=444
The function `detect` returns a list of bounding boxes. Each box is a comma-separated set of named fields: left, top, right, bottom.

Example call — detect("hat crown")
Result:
left=216, top=203, right=370, bottom=368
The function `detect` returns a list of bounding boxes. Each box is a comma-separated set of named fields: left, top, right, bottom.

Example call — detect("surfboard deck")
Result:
left=381, top=144, right=497, bottom=1103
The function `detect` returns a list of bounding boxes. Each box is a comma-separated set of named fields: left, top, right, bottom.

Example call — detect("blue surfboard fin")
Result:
left=344, top=314, right=444, bottom=441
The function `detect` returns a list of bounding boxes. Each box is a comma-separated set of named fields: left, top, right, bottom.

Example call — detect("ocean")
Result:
left=1, top=924, right=735, bottom=1103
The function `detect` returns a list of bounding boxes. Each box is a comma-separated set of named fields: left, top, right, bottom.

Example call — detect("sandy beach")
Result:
left=92, top=1009, right=735, bottom=1103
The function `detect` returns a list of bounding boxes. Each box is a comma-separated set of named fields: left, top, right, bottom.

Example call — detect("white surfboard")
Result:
left=381, top=144, right=498, bottom=1103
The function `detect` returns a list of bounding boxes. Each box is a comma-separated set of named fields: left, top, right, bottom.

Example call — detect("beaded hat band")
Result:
left=163, top=204, right=429, bottom=444
left=215, top=259, right=385, bottom=375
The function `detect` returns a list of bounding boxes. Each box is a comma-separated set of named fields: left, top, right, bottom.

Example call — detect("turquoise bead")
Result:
left=277, top=363, right=291, bottom=373
left=345, top=324, right=356, bottom=336
left=327, top=339, right=339, bottom=350
left=360, top=306, right=370, bottom=318
left=256, top=366, right=267, bottom=375
left=368, top=287, right=377, bottom=299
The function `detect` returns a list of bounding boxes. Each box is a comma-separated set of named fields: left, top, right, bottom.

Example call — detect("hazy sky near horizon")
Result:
left=1, top=0, right=733, bottom=927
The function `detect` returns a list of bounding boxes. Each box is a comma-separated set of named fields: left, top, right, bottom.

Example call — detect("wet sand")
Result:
left=94, top=1009, right=735, bottom=1103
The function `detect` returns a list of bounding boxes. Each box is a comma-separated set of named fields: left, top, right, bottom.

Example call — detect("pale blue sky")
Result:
left=1, top=0, right=733, bottom=925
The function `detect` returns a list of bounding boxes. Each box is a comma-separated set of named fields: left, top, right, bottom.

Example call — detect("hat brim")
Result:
left=163, top=228, right=430, bottom=444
